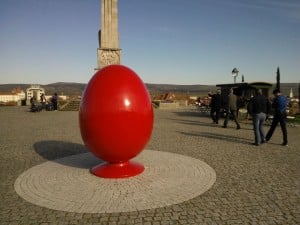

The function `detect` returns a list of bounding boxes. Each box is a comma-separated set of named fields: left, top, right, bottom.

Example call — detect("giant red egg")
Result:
left=79, top=65, right=153, bottom=178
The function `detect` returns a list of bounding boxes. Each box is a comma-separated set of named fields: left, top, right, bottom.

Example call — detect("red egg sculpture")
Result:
left=79, top=65, right=153, bottom=178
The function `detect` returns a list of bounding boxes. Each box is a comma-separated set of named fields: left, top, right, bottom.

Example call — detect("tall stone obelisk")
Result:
left=96, top=0, right=121, bottom=70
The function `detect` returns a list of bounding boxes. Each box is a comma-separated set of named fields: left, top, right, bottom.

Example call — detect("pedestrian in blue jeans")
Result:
left=265, top=88, right=288, bottom=146
left=248, top=89, right=271, bottom=146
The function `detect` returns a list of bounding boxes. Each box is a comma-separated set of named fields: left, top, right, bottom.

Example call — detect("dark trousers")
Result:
left=210, top=108, right=220, bottom=123
left=53, top=102, right=58, bottom=110
left=223, top=109, right=240, bottom=128
left=266, top=113, right=288, bottom=144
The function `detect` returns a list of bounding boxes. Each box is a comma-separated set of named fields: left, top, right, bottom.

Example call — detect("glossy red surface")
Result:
left=79, top=65, right=153, bottom=178
left=91, top=161, right=145, bottom=179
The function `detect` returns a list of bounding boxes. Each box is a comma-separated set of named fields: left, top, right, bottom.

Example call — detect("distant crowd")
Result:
left=30, top=93, right=58, bottom=112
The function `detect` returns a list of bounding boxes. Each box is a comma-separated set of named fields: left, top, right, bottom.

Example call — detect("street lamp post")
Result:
left=232, top=68, right=239, bottom=83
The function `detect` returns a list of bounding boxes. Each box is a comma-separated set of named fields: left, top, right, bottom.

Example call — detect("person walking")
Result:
left=51, top=93, right=58, bottom=111
left=208, top=90, right=221, bottom=124
left=40, top=94, right=46, bottom=110
left=223, top=88, right=240, bottom=129
left=265, top=88, right=288, bottom=146
left=247, top=89, right=271, bottom=146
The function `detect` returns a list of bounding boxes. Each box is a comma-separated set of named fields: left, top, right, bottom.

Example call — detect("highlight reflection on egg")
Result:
left=79, top=65, right=154, bottom=178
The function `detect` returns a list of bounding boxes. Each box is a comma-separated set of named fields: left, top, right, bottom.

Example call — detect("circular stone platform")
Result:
left=14, top=150, right=216, bottom=213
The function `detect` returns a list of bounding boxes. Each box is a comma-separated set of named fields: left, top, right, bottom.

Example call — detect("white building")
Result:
left=0, top=85, right=68, bottom=106
left=0, top=87, right=26, bottom=106
left=26, top=85, right=45, bottom=103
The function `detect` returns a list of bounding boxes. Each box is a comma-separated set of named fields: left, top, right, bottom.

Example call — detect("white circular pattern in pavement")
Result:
left=14, top=150, right=216, bottom=213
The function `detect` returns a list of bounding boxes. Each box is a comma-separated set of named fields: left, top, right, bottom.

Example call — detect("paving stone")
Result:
left=0, top=107, right=299, bottom=225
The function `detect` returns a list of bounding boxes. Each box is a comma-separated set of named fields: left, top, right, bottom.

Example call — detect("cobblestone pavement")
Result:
left=14, top=150, right=216, bottom=214
left=1, top=106, right=299, bottom=225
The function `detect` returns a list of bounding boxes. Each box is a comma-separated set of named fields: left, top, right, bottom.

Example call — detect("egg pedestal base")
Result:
left=91, top=161, right=144, bottom=178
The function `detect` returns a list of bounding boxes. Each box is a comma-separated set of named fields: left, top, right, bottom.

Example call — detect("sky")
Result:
left=0, top=0, right=299, bottom=85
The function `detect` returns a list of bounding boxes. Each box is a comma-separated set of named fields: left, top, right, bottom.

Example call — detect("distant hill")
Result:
left=43, top=82, right=86, bottom=96
left=0, top=82, right=86, bottom=96
left=0, top=82, right=216, bottom=96
left=0, top=82, right=298, bottom=97
left=146, top=83, right=216, bottom=96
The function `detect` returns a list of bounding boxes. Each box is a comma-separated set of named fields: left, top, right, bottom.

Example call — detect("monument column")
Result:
left=96, top=0, right=121, bottom=70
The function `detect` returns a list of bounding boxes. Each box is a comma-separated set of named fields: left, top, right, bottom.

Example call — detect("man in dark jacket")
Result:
left=51, top=93, right=58, bottom=111
left=209, top=90, right=221, bottom=124
left=223, top=88, right=240, bottom=129
left=265, top=88, right=288, bottom=146
left=248, top=89, right=271, bottom=146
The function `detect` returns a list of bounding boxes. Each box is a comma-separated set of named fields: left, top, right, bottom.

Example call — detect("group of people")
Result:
left=30, top=93, right=58, bottom=112
left=248, top=88, right=288, bottom=146
left=209, top=88, right=240, bottom=129
left=209, top=88, right=288, bottom=146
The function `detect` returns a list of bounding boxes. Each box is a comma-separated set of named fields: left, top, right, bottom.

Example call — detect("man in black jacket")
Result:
left=248, top=89, right=271, bottom=146
left=209, top=90, right=221, bottom=124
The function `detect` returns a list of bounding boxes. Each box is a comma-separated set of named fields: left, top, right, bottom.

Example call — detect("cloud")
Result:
left=223, top=0, right=300, bottom=22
